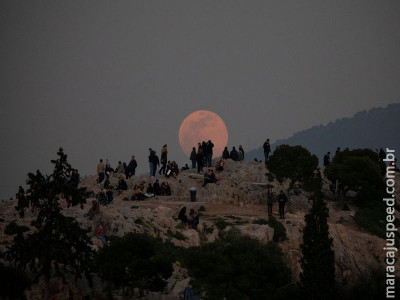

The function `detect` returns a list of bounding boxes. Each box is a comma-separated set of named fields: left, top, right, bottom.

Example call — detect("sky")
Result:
left=1, top=1, right=399, bottom=200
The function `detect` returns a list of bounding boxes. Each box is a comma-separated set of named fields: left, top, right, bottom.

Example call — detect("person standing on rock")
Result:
left=202, top=141, right=208, bottom=166
left=263, top=139, right=272, bottom=163
left=196, top=149, right=204, bottom=173
left=267, top=188, right=274, bottom=216
left=159, top=145, right=168, bottom=175
left=97, top=159, right=105, bottom=183
left=148, top=148, right=156, bottom=177
left=222, top=147, right=229, bottom=159
left=190, top=147, right=197, bottom=169
left=206, top=140, right=214, bottom=167
left=127, top=156, right=137, bottom=178
left=238, top=145, right=245, bottom=161
left=323, top=152, right=330, bottom=167
left=230, top=147, right=239, bottom=161
left=278, top=190, right=288, bottom=219
left=152, top=151, right=160, bottom=176
left=116, top=161, right=125, bottom=173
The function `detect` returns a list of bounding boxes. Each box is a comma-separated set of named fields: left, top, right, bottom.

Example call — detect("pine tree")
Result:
left=5, top=148, right=93, bottom=298
left=300, top=194, right=335, bottom=299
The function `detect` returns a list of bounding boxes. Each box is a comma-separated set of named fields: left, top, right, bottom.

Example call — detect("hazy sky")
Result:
left=1, top=1, right=399, bottom=200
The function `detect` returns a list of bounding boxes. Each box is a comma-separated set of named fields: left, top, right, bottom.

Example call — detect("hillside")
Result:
left=246, top=103, right=400, bottom=163
left=1, top=159, right=398, bottom=298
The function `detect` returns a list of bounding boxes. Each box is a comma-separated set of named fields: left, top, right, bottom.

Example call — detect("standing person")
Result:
left=153, top=151, right=160, bottom=177
left=196, top=149, right=204, bottom=173
left=116, top=161, right=125, bottom=173
left=238, top=145, right=245, bottom=161
left=159, top=145, right=168, bottom=175
left=230, top=147, right=239, bottom=161
left=267, top=188, right=274, bottom=216
left=97, top=159, right=105, bottom=183
left=190, top=147, right=197, bottom=169
left=263, top=139, right=272, bottom=163
left=148, top=148, right=155, bottom=177
left=127, top=156, right=137, bottom=178
left=323, top=152, right=331, bottom=167
left=222, top=147, right=229, bottom=159
left=335, top=147, right=341, bottom=156
left=278, top=190, right=288, bottom=219
left=202, top=141, right=208, bottom=166
left=206, top=140, right=214, bottom=167
left=105, top=159, right=113, bottom=177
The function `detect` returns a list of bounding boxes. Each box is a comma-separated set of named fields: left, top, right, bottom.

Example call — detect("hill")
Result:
left=246, top=103, right=400, bottom=163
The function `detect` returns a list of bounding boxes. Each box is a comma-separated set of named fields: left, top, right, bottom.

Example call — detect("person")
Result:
left=215, top=159, right=224, bottom=173
left=190, top=147, right=197, bottom=169
left=153, top=151, right=160, bottom=176
left=323, top=152, right=330, bottom=167
left=178, top=206, right=188, bottom=225
left=116, top=161, right=125, bottom=173
left=379, top=148, right=386, bottom=162
left=159, top=145, right=168, bottom=175
left=222, top=147, right=229, bottom=159
left=96, top=224, right=107, bottom=244
left=123, top=162, right=129, bottom=178
left=165, top=182, right=172, bottom=195
left=117, top=177, right=128, bottom=192
left=278, top=190, right=288, bottom=219
left=86, top=200, right=100, bottom=219
left=238, top=145, right=245, bottom=161
left=106, top=189, right=113, bottom=204
left=230, top=147, right=239, bottom=161
left=127, top=156, right=137, bottom=178
left=153, top=179, right=160, bottom=195
left=97, top=159, right=105, bottom=183
left=97, top=189, right=108, bottom=206
left=263, top=139, right=271, bottom=163
left=148, top=148, right=156, bottom=177
left=188, top=209, right=200, bottom=229
left=181, top=164, right=190, bottom=171
left=103, top=177, right=111, bottom=189
left=145, top=183, right=155, bottom=198
left=335, top=147, right=341, bottom=156
left=70, top=169, right=80, bottom=187
left=206, top=140, right=214, bottom=167
left=267, top=188, right=274, bottom=216
left=196, top=149, right=204, bottom=173
left=131, top=185, right=144, bottom=200
left=329, top=181, right=336, bottom=196
left=202, top=169, right=216, bottom=187
left=105, top=159, right=113, bottom=177
left=202, top=141, right=208, bottom=166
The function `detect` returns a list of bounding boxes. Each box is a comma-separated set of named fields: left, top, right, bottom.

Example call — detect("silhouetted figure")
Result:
left=153, top=179, right=160, bottom=195
left=202, top=141, right=208, bottom=166
left=202, top=169, right=216, bottom=187
left=323, top=152, right=331, bottom=167
left=97, top=159, right=105, bottom=183
left=206, top=140, right=214, bottom=167
left=116, top=161, right=125, bottom=173
left=159, top=145, right=168, bottom=175
left=230, top=147, right=239, bottom=161
left=189, top=209, right=200, bottom=229
left=190, top=147, right=197, bottom=169
left=178, top=206, right=188, bottom=225
left=238, top=145, right=245, bottom=161
left=263, top=139, right=272, bottom=163
left=117, top=177, right=128, bottom=191
left=267, top=189, right=274, bottom=216
left=153, top=151, right=160, bottom=176
left=70, top=169, right=80, bottom=187
left=105, top=159, right=113, bottom=177
left=196, top=149, right=204, bottom=173
left=222, top=147, right=229, bottom=159
left=127, top=156, right=137, bottom=178
left=335, top=147, right=341, bottom=156
left=278, top=190, right=288, bottom=219
left=148, top=148, right=156, bottom=177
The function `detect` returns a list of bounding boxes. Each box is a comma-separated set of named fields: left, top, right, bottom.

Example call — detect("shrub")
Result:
left=253, top=218, right=268, bottom=225
left=199, top=205, right=206, bottom=212
left=0, top=263, right=32, bottom=299
left=95, top=233, right=177, bottom=292
left=203, top=224, right=214, bottom=235
left=167, top=230, right=187, bottom=241
left=268, top=216, right=287, bottom=242
left=211, top=218, right=232, bottom=231
left=4, top=221, right=29, bottom=236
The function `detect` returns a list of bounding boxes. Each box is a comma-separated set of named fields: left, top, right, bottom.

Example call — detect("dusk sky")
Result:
left=1, top=1, right=399, bottom=200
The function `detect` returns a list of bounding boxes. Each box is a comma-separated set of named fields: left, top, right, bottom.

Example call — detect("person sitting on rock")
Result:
left=278, top=190, right=288, bottom=219
left=131, top=185, right=144, bottom=200
left=222, top=147, right=229, bottom=159
left=153, top=179, right=161, bottom=195
left=188, top=208, right=200, bottom=229
left=181, top=164, right=190, bottom=171
left=230, top=147, right=239, bottom=161
left=106, top=189, right=113, bottom=204
left=178, top=206, right=188, bottom=225
left=97, top=189, right=108, bottom=206
left=145, top=183, right=155, bottom=198
left=117, top=177, right=128, bottom=194
left=86, top=200, right=100, bottom=219
left=103, top=177, right=111, bottom=189
left=96, top=224, right=107, bottom=244
left=215, top=158, right=225, bottom=173
left=165, top=182, right=172, bottom=196
left=202, top=169, right=216, bottom=187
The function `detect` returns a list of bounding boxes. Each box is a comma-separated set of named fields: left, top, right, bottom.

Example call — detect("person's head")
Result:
left=267, top=139, right=270, bottom=142
left=100, top=159, right=103, bottom=163
left=163, top=144, right=167, bottom=148
left=208, top=140, right=211, bottom=143
left=118, top=161, right=121, bottom=164
left=155, top=179, right=159, bottom=183
left=328, top=152, right=330, bottom=155
left=131, top=155, right=135, bottom=160
left=239, top=145, right=243, bottom=149
left=280, top=190, right=284, bottom=194
left=154, top=151, right=157, bottom=154
left=149, top=148, right=152, bottom=152
left=198, top=143, right=201, bottom=147
left=224, top=146, right=227, bottom=150
left=232, top=146, right=236, bottom=150
left=192, top=147, right=196, bottom=151
left=148, top=183, right=152, bottom=187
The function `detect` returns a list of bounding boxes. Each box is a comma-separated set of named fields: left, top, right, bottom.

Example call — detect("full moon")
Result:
left=179, top=110, right=229, bottom=158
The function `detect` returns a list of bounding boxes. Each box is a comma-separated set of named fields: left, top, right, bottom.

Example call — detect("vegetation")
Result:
left=96, top=233, right=177, bottom=293
left=210, top=218, right=232, bottom=231
left=167, top=229, right=187, bottom=241
left=4, top=148, right=93, bottom=295
left=4, top=221, right=29, bottom=236
left=268, top=216, right=287, bottom=242
left=184, top=233, right=292, bottom=299
left=300, top=195, right=335, bottom=299
left=253, top=218, right=268, bottom=225
left=199, top=205, right=206, bottom=212
left=267, top=145, right=322, bottom=194
left=202, top=224, right=214, bottom=234
left=0, top=263, right=32, bottom=299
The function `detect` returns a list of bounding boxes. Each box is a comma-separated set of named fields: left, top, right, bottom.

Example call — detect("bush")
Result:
left=253, top=218, right=268, bottom=225
left=167, top=230, right=187, bottom=241
left=353, top=207, right=386, bottom=239
left=211, top=218, right=232, bottom=231
left=95, top=233, right=177, bottom=292
left=0, top=263, right=32, bottom=299
left=268, top=216, right=287, bottom=242
left=183, top=234, right=291, bottom=299
left=203, top=224, right=214, bottom=235
left=199, top=205, right=206, bottom=212
left=4, top=221, right=29, bottom=236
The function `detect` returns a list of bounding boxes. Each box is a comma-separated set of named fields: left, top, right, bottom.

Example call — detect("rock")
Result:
left=182, top=229, right=200, bottom=247
left=236, top=224, right=274, bottom=243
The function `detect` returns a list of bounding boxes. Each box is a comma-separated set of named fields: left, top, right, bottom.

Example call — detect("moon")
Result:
left=179, top=110, right=229, bottom=158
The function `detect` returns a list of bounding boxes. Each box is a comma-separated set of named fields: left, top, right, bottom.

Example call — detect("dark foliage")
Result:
left=267, top=216, right=287, bottom=242
left=0, top=263, right=32, bottom=299
left=4, top=221, right=29, bottom=236
left=300, top=196, right=335, bottom=300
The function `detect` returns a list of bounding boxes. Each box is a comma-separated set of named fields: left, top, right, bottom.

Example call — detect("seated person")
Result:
left=131, top=185, right=145, bottom=200
left=188, top=209, right=200, bottom=229
left=97, top=190, right=108, bottom=206
left=181, top=164, right=190, bottom=171
left=178, top=206, right=188, bottom=225
left=144, top=183, right=155, bottom=198
left=86, top=200, right=100, bottom=219
left=103, top=177, right=111, bottom=189
left=96, top=224, right=107, bottom=244
left=202, top=169, right=216, bottom=187
left=215, top=159, right=224, bottom=173
left=117, top=177, right=128, bottom=192
left=165, top=182, right=172, bottom=196
left=153, top=179, right=161, bottom=195
left=106, top=189, right=113, bottom=204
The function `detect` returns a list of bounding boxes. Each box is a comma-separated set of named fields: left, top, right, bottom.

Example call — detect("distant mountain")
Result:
left=246, top=103, right=400, bottom=164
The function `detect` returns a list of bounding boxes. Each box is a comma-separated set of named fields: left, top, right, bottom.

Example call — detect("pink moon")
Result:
left=179, top=110, right=229, bottom=158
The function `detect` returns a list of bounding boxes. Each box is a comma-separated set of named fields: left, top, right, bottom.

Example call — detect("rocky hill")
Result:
left=0, top=159, right=399, bottom=299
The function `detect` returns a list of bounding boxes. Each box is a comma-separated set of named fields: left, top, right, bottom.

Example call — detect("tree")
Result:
left=267, top=145, right=322, bottom=196
left=4, top=148, right=93, bottom=298
left=300, top=195, right=335, bottom=300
